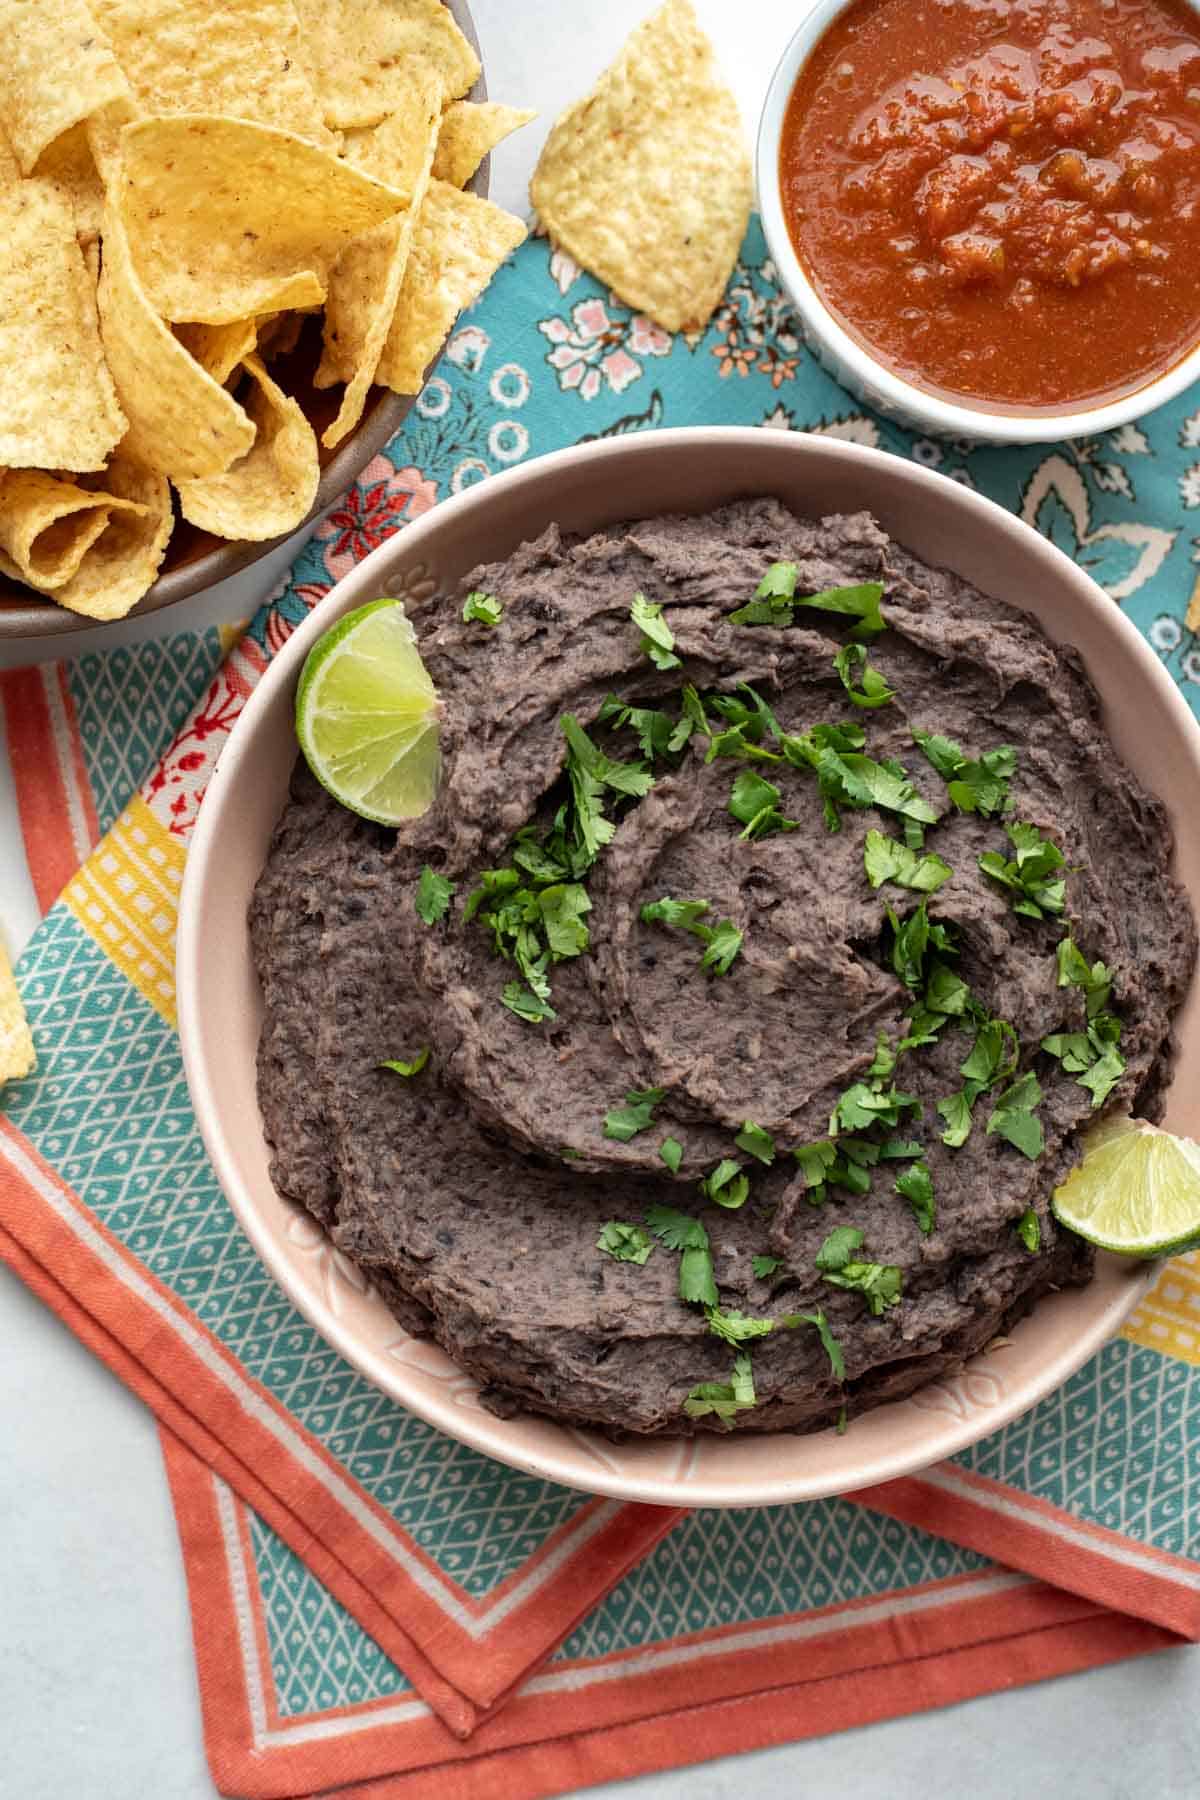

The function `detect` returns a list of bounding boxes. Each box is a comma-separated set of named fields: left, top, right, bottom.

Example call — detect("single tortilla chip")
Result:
left=0, top=468, right=142, bottom=590
left=256, top=312, right=306, bottom=361
left=377, top=180, right=527, bottom=394
left=97, top=205, right=256, bottom=481
left=21, top=449, right=172, bottom=620
left=33, top=94, right=135, bottom=243
left=0, top=174, right=127, bottom=472
left=339, top=65, right=450, bottom=194
left=0, top=0, right=130, bottom=174
left=177, top=353, right=319, bottom=541
left=91, top=0, right=334, bottom=147
left=291, top=0, right=479, bottom=128
left=175, top=319, right=260, bottom=386
left=530, top=0, right=752, bottom=333
left=117, top=115, right=409, bottom=323
left=432, top=102, right=536, bottom=189
left=317, top=72, right=441, bottom=445
left=0, top=940, right=35, bottom=1087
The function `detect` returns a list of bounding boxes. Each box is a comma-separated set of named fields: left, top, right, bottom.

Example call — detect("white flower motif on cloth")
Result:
left=539, top=296, right=671, bottom=401
left=1021, top=453, right=1176, bottom=602
left=807, top=413, right=882, bottom=448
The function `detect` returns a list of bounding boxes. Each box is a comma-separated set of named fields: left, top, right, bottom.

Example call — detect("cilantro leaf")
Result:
left=660, top=1136, right=684, bottom=1174
left=415, top=865, right=455, bottom=925
left=1014, top=1208, right=1041, bottom=1253
left=834, top=642, right=896, bottom=709
left=462, top=590, right=503, bottom=626
left=1056, top=936, right=1113, bottom=1019
left=706, top=1305, right=775, bottom=1346
left=597, top=695, right=677, bottom=762
left=895, top=1159, right=936, bottom=1235
left=780, top=1307, right=845, bottom=1380
left=832, top=1081, right=921, bottom=1133
left=798, top=579, right=886, bottom=640
left=886, top=900, right=956, bottom=990
left=978, top=822, right=1066, bottom=920
left=700, top=1158, right=751, bottom=1210
left=698, top=918, right=744, bottom=976
left=560, top=713, right=653, bottom=866
left=986, top=1070, right=1045, bottom=1159
left=705, top=688, right=784, bottom=764
left=1042, top=1012, right=1126, bottom=1109
left=937, top=1091, right=973, bottom=1148
left=597, top=1222, right=654, bottom=1265
left=631, top=593, right=681, bottom=671
left=813, top=749, right=939, bottom=833
left=867, top=1030, right=896, bottom=1080
left=684, top=1352, right=755, bottom=1422
left=752, top=1253, right=781, bottom=1279
left=728, top=768, right=798, bottom=840
left=380, top=1048, right=429, bottom=1078
left=793, top=1139, right=838, bottom=1199
left=641, top=895, right=710, bottom=931
left=646, top=1203, right=719, bottom=1306
left=501, top=981, right=556, bottom=1024
left=730, top=571, right=886, bottom=639
left=538, top=883, right=592, bottom=959
left=729, top=562, right=797, bottom=626
left=603, top=1086, right=666, bottom=1141
left=735, top=1120, right=776, bottom=1165
left=938, top=1015, right=1018, bottom=1147
left=640, top=894, right=744, bottom=976
left=815, top=1226, right=865, bottom=1271
left=670, top=684, right=711, bottom=753
left=913, top=731, right=1016, bottom=817
left=863, top=828, right=951, bottom=894
left=816, top=1228, right=903, bottom=1315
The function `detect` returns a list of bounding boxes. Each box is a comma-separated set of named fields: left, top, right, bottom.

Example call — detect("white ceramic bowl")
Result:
left=178, top=428, right=1200, bottom=1507
left=756, top=0, right=1200, bottom=444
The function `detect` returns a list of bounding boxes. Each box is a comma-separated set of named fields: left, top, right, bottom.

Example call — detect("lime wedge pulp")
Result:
left=295, top=598, right=441, bottom=825
left=1051, top=1114, right=1200, bottom=1258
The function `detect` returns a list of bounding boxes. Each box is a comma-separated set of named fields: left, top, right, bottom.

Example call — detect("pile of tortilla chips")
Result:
left=0, top=0, right=532, bottom=621
left=531, top=0, right=751, bottom=336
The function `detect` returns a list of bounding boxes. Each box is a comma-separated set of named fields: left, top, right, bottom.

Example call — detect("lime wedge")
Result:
left=1051, top=1114, right=1200, bottom=1257
left=295, top=598, right=441, bottom=825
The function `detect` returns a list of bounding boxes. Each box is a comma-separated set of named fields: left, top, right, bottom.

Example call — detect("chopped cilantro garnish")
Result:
left=641, top=894, right=743, bottom=976
left=660, top=1135, right=684, bottom=1174
left=986, top=1070, right=1045, bottom=1159
left=735, top=1120, right=776, bottom=1165
left=597, top=1222, right=654, bottom=1264
left=895, top=1159, right=936, bottom=1235
left=645, top=1203, right=718, bottom=1306
left=937, top=1014, right=1018, bottom=1146
left=700, top=1158, right=751, bottom=1210
left=937, top=1092, right=973, bottom=1148
left=728, top=768, right=799, bottom=840
left=780, top=1306, right=846, bottom=1380
left=705, top=686, right=786, bottom=764
left=1042, top=1012, right=1125, bottom=1108
left=925, top=961, right=971, bottom=1017
left=380, top=1048, right=429, bottom=1078
left=596, top=695, right=677, bottom=762
left=863, top=828, right=951, bottom=894
left=886, top=900, right=956, bottom=991
left=462, top=590, right=503, bottom=626
left=979, top=822, right=1066, bottom=920
left=912, top=731, right=1016, bottom=817
left=1056, top=936, right=1113, bottom=1019
left=730, top=570, right=886, bottom=639
left=812, top=748, right=939, bottom=834
left=728, top=561, right=797, bottom=626
left=538, top=882, right=592, bottom=958
left=706, top=1305, right=775, bottom=1346
left=752, top=1253, right=781, bottom=1279
left=1015, top=1208, right=1041, bottom=1253
left=836, top=1406, right=848, bottom=1434
left=834, top=642, right=895, bottom=709
left=815, top=1226, right=903, bottom=1316
left=415, top=865, right=455, bottom=925
left=560, top=712, right=653, bottom=864
left=832, top=1080, right=921, bottom=1134
left=671, top=684, right=711, bottom=752
left=684, top=1352, right=755, bottom=1423
left=603, top=1086, right=666, bottom=1142
left=867, top=1030, right=896, bottom=1080
left=631, top=593, right=681, bottom=671
left=501, top=982, right=556, bottom=1024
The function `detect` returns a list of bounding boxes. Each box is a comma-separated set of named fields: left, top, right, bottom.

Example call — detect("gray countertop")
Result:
left=2, top=4, right=1198, bottom=1794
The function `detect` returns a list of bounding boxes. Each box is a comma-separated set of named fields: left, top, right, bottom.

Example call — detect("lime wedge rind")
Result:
left=1052, top=1115, right=1200, bottom=1259
left=295, top=598, right=442, bottom=827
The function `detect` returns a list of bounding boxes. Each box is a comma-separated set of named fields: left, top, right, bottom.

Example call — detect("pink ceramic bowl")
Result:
left=177, top=428, right=1200, bottom=1507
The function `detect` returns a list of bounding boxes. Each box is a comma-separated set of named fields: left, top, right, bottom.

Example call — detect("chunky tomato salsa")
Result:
left=780, top=0, right=1200, bottom=411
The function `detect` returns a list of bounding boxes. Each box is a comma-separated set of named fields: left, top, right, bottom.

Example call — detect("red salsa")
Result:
left=780, top=0, right=1200, bottom=410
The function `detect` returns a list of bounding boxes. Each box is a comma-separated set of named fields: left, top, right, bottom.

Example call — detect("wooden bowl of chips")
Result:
left=0, top=0, right=532, bottom=641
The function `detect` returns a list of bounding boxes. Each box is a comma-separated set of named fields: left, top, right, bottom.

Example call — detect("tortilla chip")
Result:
left=177, top=353, right=319, bottom=541
left=0, top=174, right=127, bottom=472
left=339, top=65, right=449, bottom=193
left=256, top=312, right=306, bottom=360
left=117, top=115, right=409, bottom=323
left=317, top=74, right=441, bottom=445
left=30, top=449, right=171, bottom=620
left=91, top=0, right=334, bottom=147
left=433, top=102, right=536, bottom=190
left=377, top=180, right=526, bottom=394
left=0, top=468, right=145, bottom=590
left=530, top=0, right=752, bottom=333
left=291, top=0, right=479, bottom=129
left=97, top=205, right=256, bottom=481
left=0, top=940, right=35, bottom=1086
left=0, top=0, right=130, bottom=175
left=175, top=318, right=259, bottom=386
left=32, top=94, right=134, bottom=246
